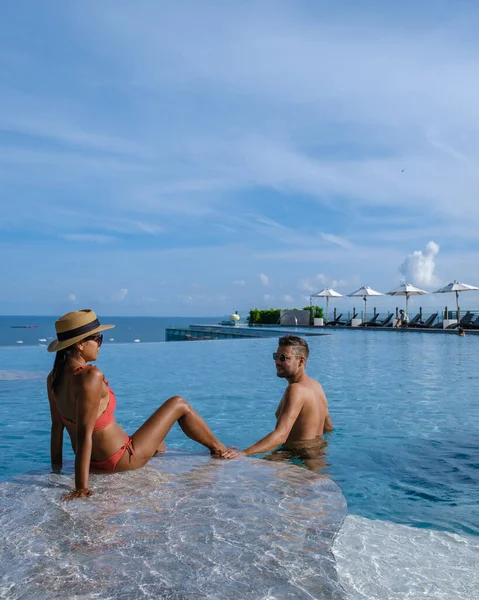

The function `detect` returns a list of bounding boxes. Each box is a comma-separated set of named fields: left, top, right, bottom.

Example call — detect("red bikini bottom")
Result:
left=90, top=435, right=135, bottom=472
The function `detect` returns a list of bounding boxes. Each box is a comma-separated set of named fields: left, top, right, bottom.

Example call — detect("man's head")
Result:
left=274, top=335, right=309, bottom=379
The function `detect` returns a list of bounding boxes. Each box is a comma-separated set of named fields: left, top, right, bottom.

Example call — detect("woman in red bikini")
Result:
left=47, top=309, right=228, bottom=500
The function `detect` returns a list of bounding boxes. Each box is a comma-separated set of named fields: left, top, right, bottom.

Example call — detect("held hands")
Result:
left=220, top=448, right=247, bottom=460
left=62, top=489, right=94, bottom=501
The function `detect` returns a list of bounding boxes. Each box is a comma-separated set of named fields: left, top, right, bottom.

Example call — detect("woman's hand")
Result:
left=220, top=448, right=247, bottom=460
left=62, top=488, right=94, bottom=501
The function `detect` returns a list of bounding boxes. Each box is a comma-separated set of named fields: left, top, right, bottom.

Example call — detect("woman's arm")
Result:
left=64, top=368, right=103, bottom=500
left=47, top=375, right=64, bottom=472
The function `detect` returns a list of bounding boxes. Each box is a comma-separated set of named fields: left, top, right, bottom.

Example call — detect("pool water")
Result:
left=1, top=331, right=478, bottom=599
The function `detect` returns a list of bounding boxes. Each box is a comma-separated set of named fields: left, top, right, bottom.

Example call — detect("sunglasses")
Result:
left=84, top=334, right=103, bottom=348
left=272, top=352, right=296, bottom=362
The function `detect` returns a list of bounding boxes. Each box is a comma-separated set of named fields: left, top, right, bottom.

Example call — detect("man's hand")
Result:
left=220, top=448, right=247, bottom=460
left=62, top=489, right=94, bottom=501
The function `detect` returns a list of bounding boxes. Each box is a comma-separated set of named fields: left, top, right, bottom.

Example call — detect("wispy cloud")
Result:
left=62, top=234, right=117, bottom=244
left=259, top=273, right=269, bottom=286
left=112, top=288, right=128, bottom=302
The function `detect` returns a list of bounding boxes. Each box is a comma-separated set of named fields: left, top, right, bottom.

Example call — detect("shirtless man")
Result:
left=222, top=335, right=332, bottom=460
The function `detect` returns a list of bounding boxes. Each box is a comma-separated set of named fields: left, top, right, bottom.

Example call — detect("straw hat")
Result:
left=47, top=309, right=115, bottom=352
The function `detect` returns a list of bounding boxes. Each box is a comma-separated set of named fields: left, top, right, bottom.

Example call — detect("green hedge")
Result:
left=248, top=306, right=324, bottom=324
left=248, top=308, right=280, bottom=324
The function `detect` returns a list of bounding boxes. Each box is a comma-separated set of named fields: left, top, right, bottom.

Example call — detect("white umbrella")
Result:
left=387, top=282, right=428, bottom=318
left=347, top=285, right=384, bottom=323
left=433, top=280, right=479, bottom=322
left=310, top=288, right=343, bottom=323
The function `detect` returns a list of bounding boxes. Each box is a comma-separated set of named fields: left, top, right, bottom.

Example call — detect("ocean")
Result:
left=0, top=315, right=225, bottom=347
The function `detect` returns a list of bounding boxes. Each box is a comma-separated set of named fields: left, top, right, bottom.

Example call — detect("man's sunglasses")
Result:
left=84, top=334, right=103, bottom=348
left=272, top=352, right=295, bottom=362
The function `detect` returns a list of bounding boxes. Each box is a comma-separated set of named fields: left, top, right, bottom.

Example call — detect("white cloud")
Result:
left=68, top=293, right=77, bottom=301
left=176, top=294, right=194, bottom=303
left=139, top=296, right=157, bottom=303
left=283, top=294, right=294, bottom=303
left=116, top=288, right=129, bottom=301
left=299, top=279, right=317, bottom=293
left=62, top=234, right=117, bottom=244
left=263, top=294, right=273, bottom=302
left=321, top=234, right=353, bottom=250
left=316, top=274, right=326, bottom=283
left=259, top=273, right=269, bottom=286
left=234, top=279, right=246, bottom=286
left=399, top=241, right=440, bottom=287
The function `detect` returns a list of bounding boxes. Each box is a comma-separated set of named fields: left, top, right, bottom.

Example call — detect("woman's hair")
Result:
left=51, top=345, right=81, bottom=393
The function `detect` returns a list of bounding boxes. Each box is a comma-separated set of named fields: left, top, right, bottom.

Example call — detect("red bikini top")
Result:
left=58, top=365, right=116, bottom=431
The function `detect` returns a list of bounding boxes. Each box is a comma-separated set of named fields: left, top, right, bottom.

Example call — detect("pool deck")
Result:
left=166, top=322, right=479, bottom=341
left=165, top=324, right=331, bottom=341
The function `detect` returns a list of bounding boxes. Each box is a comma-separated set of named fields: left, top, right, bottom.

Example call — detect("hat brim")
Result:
left=47, top=324, right=115, bottom=353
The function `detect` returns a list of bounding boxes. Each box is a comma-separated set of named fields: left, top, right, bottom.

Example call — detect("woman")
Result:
left=47, top=309, right=228, bottom=500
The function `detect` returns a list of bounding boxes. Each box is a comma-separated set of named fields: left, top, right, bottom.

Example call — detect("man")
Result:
left=222, top=335, right=333, bottom=460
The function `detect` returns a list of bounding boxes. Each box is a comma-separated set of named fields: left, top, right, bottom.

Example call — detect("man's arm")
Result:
left=323, top=411, right=334, bottom=432
left=322, top=392, right=333, bottom=432
left=223, top=385, right=305, bottom=458
left=47, top=375, right=64, bottom=472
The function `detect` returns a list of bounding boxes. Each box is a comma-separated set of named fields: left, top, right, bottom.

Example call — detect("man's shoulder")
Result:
left=286, top=378, right=318, bottom=397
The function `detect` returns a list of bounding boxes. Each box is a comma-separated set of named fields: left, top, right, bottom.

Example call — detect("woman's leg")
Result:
left=118, top=396, right=227, bottom=469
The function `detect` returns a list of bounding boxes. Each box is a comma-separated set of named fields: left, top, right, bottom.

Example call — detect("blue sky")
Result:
left=1, top=1, right=479, bottom=316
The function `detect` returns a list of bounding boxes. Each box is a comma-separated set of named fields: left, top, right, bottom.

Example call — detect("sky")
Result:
left=1, top=1, right=479, bottom=316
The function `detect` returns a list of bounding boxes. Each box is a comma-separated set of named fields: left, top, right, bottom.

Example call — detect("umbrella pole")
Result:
left=325, top=296, right=329, bottom=324
left=364, top=296, right=367, bottom=323
left=406, top=293, right=409, bottom=319
left=456, top=290, right=460, bottom=323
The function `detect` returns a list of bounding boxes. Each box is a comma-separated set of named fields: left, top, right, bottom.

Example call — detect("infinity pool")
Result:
left=1, top=331, right=478, bottom=599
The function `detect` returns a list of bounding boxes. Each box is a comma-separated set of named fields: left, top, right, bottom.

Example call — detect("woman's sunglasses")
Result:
left=83, top=334, right=103, bottom=348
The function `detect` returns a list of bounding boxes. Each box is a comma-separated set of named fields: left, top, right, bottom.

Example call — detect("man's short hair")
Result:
left=278, top=335, right=309, bottom=359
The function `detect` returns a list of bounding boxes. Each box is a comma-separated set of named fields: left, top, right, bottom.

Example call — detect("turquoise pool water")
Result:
left=1, top=331, right=477, bottom=535
left=1, top=330, right=478, bottom=599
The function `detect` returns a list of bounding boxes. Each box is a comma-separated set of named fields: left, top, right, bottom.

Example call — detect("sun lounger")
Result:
left=409, top=312, right=438, bottom=328
left=445, top=311, right=475, bottom=330
left=361, top=313, right=380, bottom=327
left=407, top=313, right=422, bottom=327
left=343, top=312, right=358, bottom=327
left=325, top=313, right=343, bottom=326
left=378, top=313, right=394, bottom=327
left=467, top=315, right=479, bottom=329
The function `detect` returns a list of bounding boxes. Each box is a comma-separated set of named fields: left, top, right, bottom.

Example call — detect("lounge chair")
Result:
left=445, top=311, right=475, bottom=330
left=325, top=313, right=343, bottom=326
left=467, top=315, right=479, bottom=329
left=407, top=313, right=422, bottom=327
left=361, top=313, right=380, bottom=327
left=378, top=313, right=394, bottom=327
left=343, top=312, right=358, bottom=327
left=409, top=312, right=438, bottom=328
